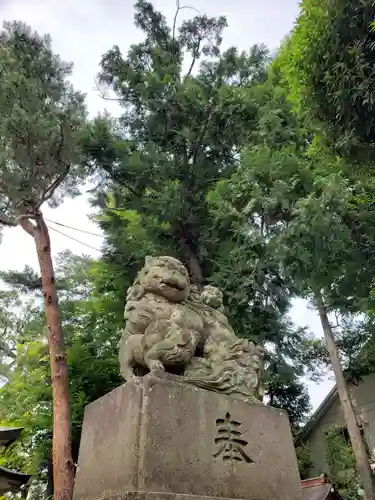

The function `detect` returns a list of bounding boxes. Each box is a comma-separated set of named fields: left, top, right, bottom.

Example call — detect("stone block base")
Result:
left=84, top=493, right=266, bottom=500
left=73, top=372, right=301, bottom=500
left=82, top=494, right=275, bottom=500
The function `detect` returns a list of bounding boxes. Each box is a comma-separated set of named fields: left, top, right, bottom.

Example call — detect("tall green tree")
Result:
left=81, top=1, right=326, bottom=427
left=277, top=0, right=375, bottom=163
left=0, top=22, right=86, bottom=500
left=209, top=143, right=375, bottom=498
left=0, top=251, right=122, bottom=498
left=83, top=0, right=269, bottom=284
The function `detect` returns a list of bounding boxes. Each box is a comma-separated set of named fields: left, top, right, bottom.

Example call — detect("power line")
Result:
left=47, top=224, right=138, bottom=264
left=45, top=218, right=103, bottom=238
left=47, top=224, right=143, bottom=264
left=47, top=225, right=102, bottom=253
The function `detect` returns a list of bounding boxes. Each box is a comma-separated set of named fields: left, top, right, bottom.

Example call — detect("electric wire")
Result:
left=45, top=218, right=103, bottom=238
left=47, top=225, right=102, bottom=253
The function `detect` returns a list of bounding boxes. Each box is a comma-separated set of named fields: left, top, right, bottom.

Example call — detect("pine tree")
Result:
left=0, top=22, right=86, bottom=500
left=81, top=1, right=325, bottom=426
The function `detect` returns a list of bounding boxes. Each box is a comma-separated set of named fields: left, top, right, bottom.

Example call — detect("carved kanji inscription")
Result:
left=213, top=412, right=253, bottom=464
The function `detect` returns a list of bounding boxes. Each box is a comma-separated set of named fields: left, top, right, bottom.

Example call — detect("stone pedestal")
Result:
left=73, top=372, right=301, bottom=500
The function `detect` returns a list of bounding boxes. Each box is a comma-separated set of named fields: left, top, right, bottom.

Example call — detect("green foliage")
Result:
left=334, top=316, right=375, bottom=382
left=325, top=424, right=361, bottom=500
left=3, top=2, right=361, bottom=486
left=82, top=0, right=269, bottom=284
left=210, top=141, right=375, bottom=312
left=0, top=291, right=30, bottom=383
left=79, top=2, right=331, bottom=427
left=295, top=443, right=313, bottom=479
left=266, top=371, right=311, bottom=433
left=0, top=307, right=52, bottom=476
left=0, top=21, right=86, bottom=226
left=278, top=0, right=375, bottom=161
left=0, top=252, right=122, bottom=485
left=207, top=118, right=375, bottom=456
left=0, top=266, right=42, bottom=294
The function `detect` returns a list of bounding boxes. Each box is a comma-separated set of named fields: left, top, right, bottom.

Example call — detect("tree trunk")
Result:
left=185, top=247, right=204, bottom=287
left=176, top=223, right=204, bottom=287
left=179, top=237, right=203, bottom=286
left=315, top=290, right=375, bottom=500
left=20, top=213, right=74, bottom=500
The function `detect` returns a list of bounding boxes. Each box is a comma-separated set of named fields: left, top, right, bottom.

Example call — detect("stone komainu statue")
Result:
left=118, top=256, right=264, bottom=402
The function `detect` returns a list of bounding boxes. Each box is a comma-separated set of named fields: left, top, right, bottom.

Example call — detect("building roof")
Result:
left=297, top=386, right=339, bottom=443
left=0, top=426, right=30, bottom=494
left=0, top=426, right=24, bottom=449
left=301, top=475, right=344, bottom=500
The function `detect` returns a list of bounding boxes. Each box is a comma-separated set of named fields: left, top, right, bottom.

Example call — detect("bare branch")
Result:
left=173, top=1, right=201, bottom=72
left=94, top=76, right=123, bottom=102
left=14, top=209, right=39, bottom=235
left=42, top=165, right=70, bottom=206
left=184, top=42, right=200, bottom=81
left=172, top=1, right=201, bottom=42
left=172, top=0, right=181, bottom=45
left=39, top=123, right=70, bottom=208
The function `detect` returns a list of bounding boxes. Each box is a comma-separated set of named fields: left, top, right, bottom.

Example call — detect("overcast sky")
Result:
left=0, top=0, right=334, bottom=411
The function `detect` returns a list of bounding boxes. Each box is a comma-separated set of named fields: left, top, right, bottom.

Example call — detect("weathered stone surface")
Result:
left=73, top=373, right=301, bottom=500
left=118, top=256, right=202, bottom=379
left=118, top=256, right=264, bottom=400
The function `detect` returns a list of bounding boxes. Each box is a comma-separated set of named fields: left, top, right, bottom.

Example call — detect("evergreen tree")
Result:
left=0, top=252, right=122, bottom=498
left=81, top=1, right=325, bottom=426
left=209, top=142, right=375, bottom=498
left=0, top=22, right=86, bottom=500
left=277, top=0, right=375, bottom=163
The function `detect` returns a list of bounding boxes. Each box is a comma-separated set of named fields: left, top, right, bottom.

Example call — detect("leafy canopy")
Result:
left=0, top=251, right=122, bottom=485
left=81, top=0, right=328, bottom=428
left=210, top=142, right=375, bottom=312
left=82, top=0, right=269, bottom=284
left=0, top=21, right=86, bottom=227
left=277, top=0, right=375, bottom=162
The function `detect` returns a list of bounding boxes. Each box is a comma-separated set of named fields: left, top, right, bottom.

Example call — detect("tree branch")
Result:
left=39, top=123, right=70, bottom=207
left=18, top=216, right=37, bottom=236
left=184, top=42, right=200, bottom=81
left=94, top=77, right=124, bottom=102
left=172, top=1, right=201, bottom=44
left=0, top=211, right=39, bottom=232
left=172, top=1, right=201, bottom=72
left=100, top=164, right=142, bottom=198
left=191, top=100, right=214, bottom=165
left=172, top=0, right=180, bottom=45
left=42, top=165, right=70, bottom=205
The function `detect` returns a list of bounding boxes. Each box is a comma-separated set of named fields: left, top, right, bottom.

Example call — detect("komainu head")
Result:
left=138, top=256, right=190, bottom=302
left=201, top=285, right=224, bottom=311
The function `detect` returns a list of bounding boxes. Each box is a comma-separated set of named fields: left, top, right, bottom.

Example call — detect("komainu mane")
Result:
left=118, top=256, right=263, bottom=402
